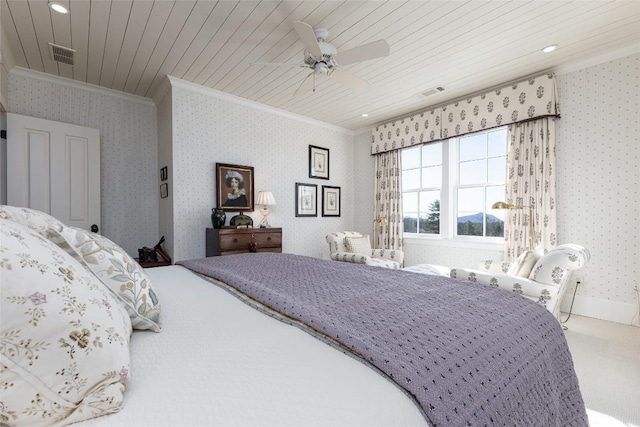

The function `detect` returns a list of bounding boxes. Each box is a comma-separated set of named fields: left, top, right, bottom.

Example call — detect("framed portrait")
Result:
left=160, top=183, right=168, bottom=199
left=216, top=163, right=254, bottom=212
left=322, top=185, right=341, bottom=217
left=160, top=166, right=168, bottom=182
left=309, top=145, right=329, bottom=180
left=295, top=183, right=317, bottom=217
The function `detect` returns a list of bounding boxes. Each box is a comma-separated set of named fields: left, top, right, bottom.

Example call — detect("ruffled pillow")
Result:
left=0, top=219, right=132, bottom=426
left=48, top=224, right=162, bottom=332
left=0, top=204, right=64, bottom=237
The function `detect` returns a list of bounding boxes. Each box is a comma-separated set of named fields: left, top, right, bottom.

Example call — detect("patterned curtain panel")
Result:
left=373, top=150, right=403, bottom=250
left=371, top=73, right=559, bottom=155
left=504, top=118, right=557, bottom=261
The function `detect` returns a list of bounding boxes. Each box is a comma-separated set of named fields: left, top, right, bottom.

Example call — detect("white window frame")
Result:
left=402, top=127, right=506, bottom=250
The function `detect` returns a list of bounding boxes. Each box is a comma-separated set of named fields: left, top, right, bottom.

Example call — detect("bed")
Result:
left=74, top=264, right=430, bottom=427
left=0, top=206, right=588, bottom=427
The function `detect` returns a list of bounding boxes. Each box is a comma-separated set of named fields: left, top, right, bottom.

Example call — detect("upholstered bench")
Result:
left=402, top=264, right=451, bottom=276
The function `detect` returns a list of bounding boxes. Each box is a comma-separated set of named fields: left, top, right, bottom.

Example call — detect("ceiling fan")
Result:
left=253, top=21, right=390, bottom=96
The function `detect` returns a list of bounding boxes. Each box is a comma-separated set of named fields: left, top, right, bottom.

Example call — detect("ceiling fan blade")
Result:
left=293, top=21, right=323, bottom=59
left=331, top=68, right=367, bottom=93
left=335, top=39, right=390, bottom=66
left=293, top=72, right=316, bottom=97
left=251, top=62, right=303, bottom=67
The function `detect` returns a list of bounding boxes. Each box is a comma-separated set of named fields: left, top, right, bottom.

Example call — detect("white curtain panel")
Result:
left=373, top=151, right=403, bottom=250
left=504, top=118, right=558, bottom=261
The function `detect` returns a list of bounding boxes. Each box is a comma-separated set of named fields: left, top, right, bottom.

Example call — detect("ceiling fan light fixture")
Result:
left=48, top=2, right=69, bottom=14
left=314, top=62, right=329, bottom=75
left=542, top=44, right=557, bottom=53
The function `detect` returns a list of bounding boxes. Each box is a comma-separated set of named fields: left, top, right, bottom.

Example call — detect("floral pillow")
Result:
left=0, top=219, right=132, bottom=426
left=48, top=224, right=162, bottom=332
left=0, top=205, right=65, bottom=238
left=344, top=235, right=372, bottom=255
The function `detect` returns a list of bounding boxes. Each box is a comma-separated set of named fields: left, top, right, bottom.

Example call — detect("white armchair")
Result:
left=325, top=231, right=404, bottom=269
left=450, top=244, right=590, bottom=318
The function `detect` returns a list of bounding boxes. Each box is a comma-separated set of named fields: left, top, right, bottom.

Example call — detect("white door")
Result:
left=7, top=113, right=101, bottom=232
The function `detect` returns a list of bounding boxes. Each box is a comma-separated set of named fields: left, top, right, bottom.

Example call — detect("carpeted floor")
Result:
left=562, top=315, right=640, bottom=427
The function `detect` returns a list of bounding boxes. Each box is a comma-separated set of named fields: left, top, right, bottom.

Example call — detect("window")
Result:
left=402, top=143, right=442, bottom=234
left=401, top=127, right=507, bottom=241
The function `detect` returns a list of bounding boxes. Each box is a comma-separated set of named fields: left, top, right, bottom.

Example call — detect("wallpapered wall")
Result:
left=369, top=54, right=639, bottom=324
left=6, top=53, right=637, bottom=324
left=169, top=80, right=355, bottom=262
left=8, top=69, right=159, bottom=257
left=556, top=53, right=639, bottom=324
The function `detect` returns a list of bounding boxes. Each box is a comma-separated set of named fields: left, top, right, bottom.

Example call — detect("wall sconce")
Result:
left=256, top=191, right=276, bottom=228
left=492, top=201, right=534, bottom=249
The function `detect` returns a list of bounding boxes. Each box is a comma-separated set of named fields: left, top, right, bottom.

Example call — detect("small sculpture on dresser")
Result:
left=211, top=208, right=226, bottom=229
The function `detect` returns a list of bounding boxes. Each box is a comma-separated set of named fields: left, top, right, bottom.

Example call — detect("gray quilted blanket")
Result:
left=178, top=253, right=587, bottom=427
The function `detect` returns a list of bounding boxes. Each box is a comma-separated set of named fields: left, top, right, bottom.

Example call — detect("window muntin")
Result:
left=402, top=127, right=507, bottom=241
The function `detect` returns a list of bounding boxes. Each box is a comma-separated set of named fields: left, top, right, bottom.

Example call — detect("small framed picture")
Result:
left=216, top=163, right=254, bottom=212
left=160, top=183, right=168, bottom=199
left=309, top=145, right=329, bottom=180
left=322, top=185, right=340, bottom=217
left=160, top=166, right=168, bottom=181
left=295, top=183, right=317, bottom=217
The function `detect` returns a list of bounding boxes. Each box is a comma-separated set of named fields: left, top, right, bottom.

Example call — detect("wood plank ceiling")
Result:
left=2, top=0, right=639, bottom=130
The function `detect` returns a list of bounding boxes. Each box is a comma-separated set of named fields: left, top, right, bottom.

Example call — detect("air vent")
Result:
left=48, top=43, right=75, bottom=65
left=416, top=86, right=445, bottom=98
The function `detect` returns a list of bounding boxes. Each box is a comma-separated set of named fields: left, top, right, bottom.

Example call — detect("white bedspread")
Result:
left=76, top=265, right=428, bottom=427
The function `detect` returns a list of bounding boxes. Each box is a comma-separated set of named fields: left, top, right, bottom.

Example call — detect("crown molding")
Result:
left=10, top=67, right=155, bottom=107
left=166, top=75, right=353, bottom=135
left=553, top=43, right=640, bottom=76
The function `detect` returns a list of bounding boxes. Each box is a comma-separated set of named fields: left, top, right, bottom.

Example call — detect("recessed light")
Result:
left=542, top=45, right=557, bottom=53
left=361, top=113, right=369, bottom=117
left=49, top=2, right=69, bottom=14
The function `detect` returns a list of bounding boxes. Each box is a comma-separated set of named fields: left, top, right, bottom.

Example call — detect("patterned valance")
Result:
left=371, top=73, right=559, bottom=154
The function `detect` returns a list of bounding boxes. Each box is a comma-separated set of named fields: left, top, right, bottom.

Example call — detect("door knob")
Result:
left=91, top=224, right=99, bottom=233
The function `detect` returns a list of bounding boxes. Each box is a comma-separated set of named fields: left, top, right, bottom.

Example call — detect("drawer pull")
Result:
left=232, top=238, right=238, bottom=243
left=267, top=237, right=272, bottom=241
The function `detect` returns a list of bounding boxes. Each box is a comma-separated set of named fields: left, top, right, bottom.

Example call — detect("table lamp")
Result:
left=256, top=191, right=276, bottom=228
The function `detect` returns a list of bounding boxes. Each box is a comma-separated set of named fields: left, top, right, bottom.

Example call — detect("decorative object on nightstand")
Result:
left=211, top=208, right=226, bottom=229
left=492, top=201, right=534, bottom=249
left=136, top=236, right=172, bottom=268
left=229, top=213, right=253, bottom=227
left=256, top=191, right=276, bottom=228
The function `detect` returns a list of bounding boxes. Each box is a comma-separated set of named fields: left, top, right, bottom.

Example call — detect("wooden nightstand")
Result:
left=206, top=227, right=282, bottom=256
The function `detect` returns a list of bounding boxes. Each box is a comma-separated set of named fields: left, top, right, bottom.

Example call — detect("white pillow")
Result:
left=508, top=246, right=544, bottom=278
left=0, top=219, right=132, bottom=426
left=48, top=224, right=162, bottom=332
left=344, top=235, right=372, bottom=255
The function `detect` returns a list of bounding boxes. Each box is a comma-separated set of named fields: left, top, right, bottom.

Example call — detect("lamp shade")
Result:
left=256, top=191, right=276, bottom=206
